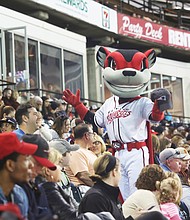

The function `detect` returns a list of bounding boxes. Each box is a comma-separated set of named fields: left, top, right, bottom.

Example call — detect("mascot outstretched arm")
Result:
left=63, top=47, right=172, bottom=200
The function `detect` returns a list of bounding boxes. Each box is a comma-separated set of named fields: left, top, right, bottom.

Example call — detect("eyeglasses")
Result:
left=166, top=150, right=180, bottom=160
left=93, top=141, right=101, bottom=145
left=88, top=131, right=94, bottom=135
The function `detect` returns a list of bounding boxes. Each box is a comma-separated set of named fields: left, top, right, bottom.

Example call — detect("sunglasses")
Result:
left=93, top=141, right=101, bottom=145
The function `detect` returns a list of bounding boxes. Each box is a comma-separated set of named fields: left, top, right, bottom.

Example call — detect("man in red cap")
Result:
left=20, top=134, right=56, bottom=220
left=0, top=132, right=38, bottom=219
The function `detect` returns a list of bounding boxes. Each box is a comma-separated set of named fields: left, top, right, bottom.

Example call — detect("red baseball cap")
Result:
left=0, top=133, right=38, bottom=160
left=22, top=134, right=56, bottom=170
left=0, top=203, right=23, bottom=219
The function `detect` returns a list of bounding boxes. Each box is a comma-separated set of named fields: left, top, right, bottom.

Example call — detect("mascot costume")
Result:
left=63, top=47, right=172, bottom=200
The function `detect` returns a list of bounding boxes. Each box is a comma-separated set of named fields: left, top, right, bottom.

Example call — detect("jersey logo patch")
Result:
left=107, top=109, right=131, bottom=124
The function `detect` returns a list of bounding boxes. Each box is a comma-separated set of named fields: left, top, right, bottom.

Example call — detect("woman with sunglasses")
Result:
left=89, top=134, right=106, bottom=157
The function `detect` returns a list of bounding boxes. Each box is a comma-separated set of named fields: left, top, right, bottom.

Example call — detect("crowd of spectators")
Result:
left=0, top=87, right=190, bottom=219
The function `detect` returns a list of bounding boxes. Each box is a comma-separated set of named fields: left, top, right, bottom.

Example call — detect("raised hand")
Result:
left=151, top=88, right=172, bottom=112
left=62, top=89, right=88, bottom=120
left=63, top=89, right=81, bottom=107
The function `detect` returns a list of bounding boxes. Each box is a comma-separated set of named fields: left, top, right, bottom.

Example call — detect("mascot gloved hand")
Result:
left=150, top=88, right=172, bottom=121
left=63, top=46, right=172, bottom=201
left=63, top=89, right=88, bottom=120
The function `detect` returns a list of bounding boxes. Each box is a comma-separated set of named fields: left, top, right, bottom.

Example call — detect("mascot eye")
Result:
left=109, top=58, right=117, bottom=70
left=141, top=58, right=147, bottom=71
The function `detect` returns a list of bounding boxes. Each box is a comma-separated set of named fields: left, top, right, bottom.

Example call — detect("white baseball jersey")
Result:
left=94, top=96, right=153, bottom=144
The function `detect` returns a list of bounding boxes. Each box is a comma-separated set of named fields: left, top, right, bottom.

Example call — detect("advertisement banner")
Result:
left=118, top=13, right=190, bottom=50
left=30, top=0, right=117, bottom=33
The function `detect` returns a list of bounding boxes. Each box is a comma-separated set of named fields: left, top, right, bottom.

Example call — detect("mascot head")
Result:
left=96, top=47, right=156, bottom=98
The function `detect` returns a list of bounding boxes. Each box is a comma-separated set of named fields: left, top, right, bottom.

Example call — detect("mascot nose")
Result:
left=122, top=71, right=136, bottom=77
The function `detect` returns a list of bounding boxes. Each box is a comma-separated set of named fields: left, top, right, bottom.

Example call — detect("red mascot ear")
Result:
left=144, top=49, right=156, bottom=68
left=96, top=46, right=111, bottom=68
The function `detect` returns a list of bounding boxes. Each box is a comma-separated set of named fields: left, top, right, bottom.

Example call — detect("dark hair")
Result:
left=1, top=106, right=15, bottom=119
left=2, top=88, right=12, bottom=96
left=51, top=115, right=69, bottom=137
left=74, top=123, right=90, bottom=139
left=15, top=103, right=34, bottom=125
left=135, top=211, right=167, bottom=220
left=0, top=152, right=19, bottom=170
left=136, top=164, right=166, bottom=191
left=154, top=126, right=165, bottom=135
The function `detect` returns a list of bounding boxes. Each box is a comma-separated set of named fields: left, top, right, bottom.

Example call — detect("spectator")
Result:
left=1, top=88, right=19, bottom=110
left=89, top=105, right=103, bottom=135
left=178, top=163, right=190, bottom=219
left=30, top=96, right=43, bottom=112
left=156, top=173, right=182, bottom=220
left=54, top=100, right=67, bottom=118
left=89, top=134, right=106, bottom=157
left=151, top=133, right=160, bottom=164
left=122, top=189, right=161, bottom=219
left=159, top=148, right=185, bottom=173
left=42, top=166, right=116, bottom=220
left=50, top=101, right=60, bottom=115
left=181, top=168, right=190, bottom=216
left=48, top=139, right=80, bottom=204
left=154, top=126, right=171, bottom=153
left=0, top=117, right=17, bottom=133
left=135, top=164, right=167, bottom=192
left=41, top=96, right=54, bottom=124
left=154, top=125, right=165, bottom=139
left=171, top=134, right=185, bottom=148
left=176, top=147, right=190, bottom=185
left=34, top=111, right=52, bottom=141
left=0, top=106, right=15, bottom=119
left=13, top=103, right=38, bottom=140
left=66, top=104, right=75, bottom=121
left=65, top=123, right=97, bottom=195
left=42, top=147, right=78, bottom=211
left=79, top=153, right=125, bottom=220
left=21, top=134, right=56, bottom=220
left=183, top=143, right=190, bottom=154
left=89, top=105, right=98, bottom=113
left=67, top=118, right=84, bottom=144
left=123, top=164, right=166, bottom=219
left=0, top=132, right=37, bottom=219
left=50, top=115, right=71, bottom=139
left=160, top=137, right=172, bottom=152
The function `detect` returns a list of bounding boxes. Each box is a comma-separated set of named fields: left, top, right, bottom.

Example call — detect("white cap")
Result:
left=159, top=148, right=186, bottom=163
left=49, top=139, right=79, bottom=154
left=176, top=147, right=190, bottom=160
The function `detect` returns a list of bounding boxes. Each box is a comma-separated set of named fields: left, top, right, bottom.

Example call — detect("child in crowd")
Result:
left=156, top=173, right=182, bottom=220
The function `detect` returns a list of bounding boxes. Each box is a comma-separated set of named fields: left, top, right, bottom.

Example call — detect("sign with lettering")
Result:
left=30, top=0, right=117, bottom=33
left=118, top=13, right=190, bottom=50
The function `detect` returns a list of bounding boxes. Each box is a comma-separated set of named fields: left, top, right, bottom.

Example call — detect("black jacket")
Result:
left=79, top=180, right=125, bottom=220
left=42, top=181, right=115, bottom=220
left=20, top=181, right=53, bottom=220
